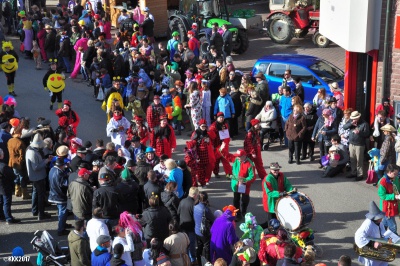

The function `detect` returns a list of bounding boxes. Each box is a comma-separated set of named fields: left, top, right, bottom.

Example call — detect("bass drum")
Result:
left=275, top=192, right=315, bottom=231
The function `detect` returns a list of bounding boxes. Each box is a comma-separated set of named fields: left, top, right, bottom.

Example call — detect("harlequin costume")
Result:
left=43, top=58, right=66, bottom=110
left=151, top=115, right=176, bottom=158
left=146, top=95, right=166, bottom=146
left=127, top=115, right=149, bottom=145
left=223, top=149, right=256, bottom=218
left=0, top=41, right=19, bottom=96
left=262, top=163, right=293, bottom=220
left=55, top=100, right=80, bottom=139
left=191, top=119, right=216, bottom=184
left=239, top=212, right=263, bottom=252
left=378, top=173, right=400, bottom=232
left=210, top=205, right=239, bottom=264
left=184, top=140, right=201, bottom=186
left=244, top=119, right=267, bottom=180
left=170, top=88, right=183, bottom=134
left=208, top=112, right=232, bottom=178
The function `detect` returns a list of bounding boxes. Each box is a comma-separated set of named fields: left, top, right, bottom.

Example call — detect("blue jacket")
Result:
left=194, top=203, right=215, bottom=236
left=214, top=94, right=235, bottom=118
left=48, top=166, right=69, bottom=204
left=91, top=246, right=112, bottom=266
left=279, top=95, right=293, bottom=120
left=167, top=168, right=184, bottom=198
left=102, top=74, right=112, bottom=89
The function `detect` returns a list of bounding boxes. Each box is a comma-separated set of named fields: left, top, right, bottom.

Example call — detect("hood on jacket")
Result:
left=67, top=230, right=83, bottom=244
left=109, top=257, right=128, bottom=266
left=94, top=246, right=109, bottom=257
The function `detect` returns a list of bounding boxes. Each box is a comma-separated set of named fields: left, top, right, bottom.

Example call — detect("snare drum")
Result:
left=275, top=192, right=315, bottom=231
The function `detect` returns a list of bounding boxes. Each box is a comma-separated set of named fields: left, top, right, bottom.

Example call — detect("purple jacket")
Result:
left=210, top=210, right=238, bottom=264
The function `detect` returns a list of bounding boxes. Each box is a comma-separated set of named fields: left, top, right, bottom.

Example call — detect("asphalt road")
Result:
left=0, top=7, right=391, bottom=266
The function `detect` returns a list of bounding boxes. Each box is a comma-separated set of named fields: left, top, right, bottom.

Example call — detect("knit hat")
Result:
left=250, top=119, right=260, bottom=127
left=199, top=119, right=207, bottom=126
left=171, top=31, right=179, bottom=37
left=63, top=100, right=72, bottom=107
left=216, top=112, right=224, bottom=117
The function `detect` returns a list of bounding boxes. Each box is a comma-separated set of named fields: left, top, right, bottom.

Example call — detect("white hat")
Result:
left=30, top=133, right=45, bottom=149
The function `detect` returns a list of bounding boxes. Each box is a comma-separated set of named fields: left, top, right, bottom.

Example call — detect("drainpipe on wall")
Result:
left=381, top=0, right=392, bottom=98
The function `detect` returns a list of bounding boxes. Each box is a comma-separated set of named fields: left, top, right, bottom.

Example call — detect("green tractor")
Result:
left=168, top=0, right=250, bottom=56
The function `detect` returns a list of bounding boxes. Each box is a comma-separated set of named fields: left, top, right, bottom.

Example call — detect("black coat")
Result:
left=0, top=162, right=14, bottom=195
left=141, top=18, right=154, bottom=37
left=303, top=109, right=318, bottom=141
left=222, top=29, right=233, bottom=53
left=58, top=36, right=71, bottom=58
left=210, top=32, right=223, bottom=54
left=230, top=91, right=243, bottom=117
left=144, top=181, right=162, bottom=202
left=208, top=70, right=221, bottom=102
left=134, top=161, right=153, bottom=186
left=182, top=168, right=192, bottom=198
left=83, top=46, right=96, bottom=68
left=70, top=155, right=88, bottom=172
left=115, top=180, right=140, bottom=214
left=161, top=191, right=180, bottom=222
left=92, top=184, right=121, bottom=219
left=178, top=196, right=195, bottom=232
left=44, top=30, right=56, bottom=52
left=141, top=206, right=172, bottom=241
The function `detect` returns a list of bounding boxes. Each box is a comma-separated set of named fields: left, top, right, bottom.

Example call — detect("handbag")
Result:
left=19, top=42, right=24, bottom=52
left=324, top=140, right=332, bottom=147
left=366, top=160, right=378, bottom=184
left=200, top=208, right=211, bottom=237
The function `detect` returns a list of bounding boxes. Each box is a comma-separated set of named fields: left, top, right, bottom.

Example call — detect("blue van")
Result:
left=251, top=54, right=345, bottom=103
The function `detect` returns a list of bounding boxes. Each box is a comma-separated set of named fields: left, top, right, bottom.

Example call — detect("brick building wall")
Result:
left=376, top=0, right=399, bottom=105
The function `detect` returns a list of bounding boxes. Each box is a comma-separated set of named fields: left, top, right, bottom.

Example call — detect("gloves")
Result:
left=279, top=191, right=287, bottom=197
left=395, top=194, right=400, bottom=200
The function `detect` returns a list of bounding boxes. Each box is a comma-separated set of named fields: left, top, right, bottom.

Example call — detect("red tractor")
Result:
left=266, top=0, right=330, bottom=48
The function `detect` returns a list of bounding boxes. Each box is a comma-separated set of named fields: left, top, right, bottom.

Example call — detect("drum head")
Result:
left=276, top=196, right=302, bottom=231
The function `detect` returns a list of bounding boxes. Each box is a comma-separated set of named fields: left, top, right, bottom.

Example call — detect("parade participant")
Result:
left=210, top=205, right=239, bottom=264
left=355, top=201, right=389, bottom=266
left=239, top=213, right=263, bottom=252
left=106, top=106, right=131, bottom=149
left=55, top=100, right=80, bottom=138
left=103, top=79, right=125, bottom=122
left=343, top=111, right=370, bottom=181
left=187, top=30, right=200, bottom=58
left=262, top=162, right=293, bottom=223
left=209, top=112, right=232, bottom=179
left=222, top=147, right=256, bottom=220
left=128, top=115, right=149, bottom=145
left=244, top=119, right=267, bottom=179
left=0, top=41, right=19, bottom=96
left=151, top=115, right=176, bottom=158
left=377, top=164, right=400, bottom=234
left=167, top=31, right=180, bottom=61
left=190, top=119, right=215, bottom=185
left=43, top=58, right=66, bottom=110
left=184, top=140, right=201, bottom=187
left=169, top=87, right=183, bottom=135
left=147, top=95, right=166, bottom=146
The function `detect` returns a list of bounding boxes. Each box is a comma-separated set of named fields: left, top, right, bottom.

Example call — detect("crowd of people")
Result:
left=1, top=1, right=400, bottom=266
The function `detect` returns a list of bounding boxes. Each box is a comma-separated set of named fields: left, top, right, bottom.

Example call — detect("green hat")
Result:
left=171, top=62, right=179, bottom=71
left=172, top=31, right=179, bottom=37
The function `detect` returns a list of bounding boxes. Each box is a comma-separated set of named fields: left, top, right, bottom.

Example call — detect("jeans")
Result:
left=61, top=57, right=72, bottom=72
left=0, top=193, right=12, bottom=221
left=13, top=168, right=27, bottom=188
left=81, top=66, right=88, bottom=80
left=57, top=203, right=68, bottom=233
left=32, top=179, right=46, bottom=216
left=383, top=216, right=397, bottom=234
left=281, top=117, right=288, bottom=146
left=184, top=231, right=197, bottom=262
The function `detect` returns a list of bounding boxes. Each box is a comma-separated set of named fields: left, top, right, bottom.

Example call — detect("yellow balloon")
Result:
left=1, top=54, right=18, bottom=73
left=47, top=73, right=65, bottom=93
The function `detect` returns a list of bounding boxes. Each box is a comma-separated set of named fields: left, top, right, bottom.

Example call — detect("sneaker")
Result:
left=206, top=182, right=210, bottom=186
left=6, top=218, right=21, bottom=224
left=57, top=229, right=70, bottom=236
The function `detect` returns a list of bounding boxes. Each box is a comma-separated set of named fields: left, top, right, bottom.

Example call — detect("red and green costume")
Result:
left=262, top=172, right=293, bottom=213
left=378, top=175, right=400, bottom=217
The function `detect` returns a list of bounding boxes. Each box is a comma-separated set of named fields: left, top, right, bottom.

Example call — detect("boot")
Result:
left=14, top=184, right=21, bottom=197
left=9, top=84, right=16, bottom=96
left=49, top=102, right=53, bottom=110
left=21, top=188, right=31, bottom=200
left=58, top=102, right=63, bottom=109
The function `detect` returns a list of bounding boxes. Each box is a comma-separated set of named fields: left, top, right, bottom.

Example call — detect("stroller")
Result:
left=31, top=230, right=70, bottom=266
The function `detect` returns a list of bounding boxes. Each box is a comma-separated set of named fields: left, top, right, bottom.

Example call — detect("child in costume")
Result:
left=43, top=58, right=66, bottom=110
left=170, top=87, right=182, bottom=135
left=160, top=88, right=172, bottom=108
left=239, top=212, right=263, bottom=253
left=55, top=100, right=80, bottom=139
left=31, top=40, right=41, bottom=69
left=0, top=41, right=19, bottom=96
left=127, top=115, right=149, bottom=145
left=184, top=140, right=200, bottom=187
left=126, top=96, right=146, bottom=118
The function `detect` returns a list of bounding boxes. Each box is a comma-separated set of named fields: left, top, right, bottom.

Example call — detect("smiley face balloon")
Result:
left=1, top=54, right=18, bottom=73
left=47, top=73, right=65, bottom=93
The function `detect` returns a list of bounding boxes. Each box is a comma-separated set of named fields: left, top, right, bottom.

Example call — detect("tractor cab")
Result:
left=269, top=0, right=312, bottom=12
left=179, top=0, right=223, bottom=28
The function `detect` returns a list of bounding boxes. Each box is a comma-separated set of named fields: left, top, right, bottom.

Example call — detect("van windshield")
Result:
left=309, top=60, right=344, bottom=82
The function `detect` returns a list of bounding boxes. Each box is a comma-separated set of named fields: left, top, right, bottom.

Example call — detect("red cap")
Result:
left=216, top=112, right=224, bottom=117
left=153, top=95, right=160, bottom=99
left=250, top=119, right=260, bottom=127
left=134, top=115, right=144, bottom=121
left=159, top=115, right=168, bottom=120
left=78, top=168, right=92, bottom=176
left=199, top=119, right=207, bottom=126
left=94, top=14, right=101, bottom=19
left=63, top=100, right=71, bottom=107
left=187, top=30, right=194, bottom=35
left=235, top=149, right=246, bottom=157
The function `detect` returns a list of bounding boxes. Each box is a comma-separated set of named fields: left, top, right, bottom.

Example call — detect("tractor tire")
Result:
left=169, top=17, right=188, bottom=43
left=266, top=13, right=295, bottom=44
left=313, top=31, right=330, bottom=48
left=199, top=35, right=209, bottom=58
left=232, top=29, right=249, bottom=54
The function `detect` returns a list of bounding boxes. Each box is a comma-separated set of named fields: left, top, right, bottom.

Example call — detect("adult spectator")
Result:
left=322, top=135, right=349, bottom=178
left=275, top=242, right=302, bottom=266
left=26, top=133, right=53, bottom=220
left=210, top=26, right=223, bottom=56
left=210, top=205, right=239, bottom=264
left=117, top=9, right=130, bottom=24
left=91, top=235, right=112, bottom=266
left=141, top=12, right=155, bottom=44
left=70, top=147, right=88, bottom=172
left=281, top=69, right=296, bottom=92
left=221, top=24, right=232, bottom=62
left=144, top=170, right=162, bottom=207
left=163, top=220, right=191, bottom=266
left=375, top=97, right=394, bottom=119
left=141, top=194, right=172, bottom=246
left=254, top=73, right=270, bottom=106
left=329, top=82, right=344, bottom=109
left=343, top=111, right=370, bottom=181
left=84, top=140, right=98, bottom=164
left=312, top=109, right=338, bottom=168
left=293, top=77, right=304, bottom=103
left=68, top=168, right=94, bottom=221
left=338, top=108, right=353, bottom=149
left=109, top=243, right=129, bottom=266
left=98, top=156, right=118, bottom=185
left=261, top=162, right=293, bottom=224
left=0, top=148, right=21, bottom=224
left=116, top=163, right=140, bottom=214
left=68, top=219, right=91, bottom=266
left=161, top=182, right=180, bottom=222
left=92, top=172, right=121, bottom=228
left=225, top=71, right=240, bottom=92
left=285, top=104, right=306, bottom=165
left=207, top=62, right=221, bottom=105
left=256, top=101, right=278, bottom=150
left=165, top=159, right=184, bottom=199
left=327, top=97, right=344, bottom=125
left=44, top=25, right=56, bottom=60
left=378, top=124, right=397, bottom=178
left=177, top=187, right=199, bottom=264
left=0, top=121, right=12, bottom=164
left=302, top=103, right=318, bottom=161
left=7, top=129, right=28, bottom=199
left=230, top=85, right=242, bottom=138
left=312, top=87, right=329, bottom=117
left=279, top=86, right=293, bottom=146
left=112, top=225, right=135, bottom=266
left=177, top=160, right=192, bottom=198
left=73, top=0, right=84, bottom=18
left=129, top=136, right=147, bottom=162
left=371, top=110, right=390, bottom=149
left=245, top=90, right=263, bottom=132
left=87, top=208, right=110, bottom=252
left=338, top=255, right=351, bottom=266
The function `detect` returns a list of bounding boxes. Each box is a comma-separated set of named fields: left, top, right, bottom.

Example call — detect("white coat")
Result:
left=106, top=116, right=131, bottom=147
left=255, top=106, right=277, bottom=129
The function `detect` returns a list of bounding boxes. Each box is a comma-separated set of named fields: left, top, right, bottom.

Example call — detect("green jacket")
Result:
left=262, top=172, right=293, bottom=213
left=68, top=230, right=91, bottom=266
left=231, top=157, right=255, bottom=194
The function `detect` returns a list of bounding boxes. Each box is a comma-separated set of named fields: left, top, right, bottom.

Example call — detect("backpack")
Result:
left=2, top=1, right=11, bottom=17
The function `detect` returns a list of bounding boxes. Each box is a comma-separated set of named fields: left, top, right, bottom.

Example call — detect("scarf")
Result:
left=113, top=114, right=123, bottom=121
